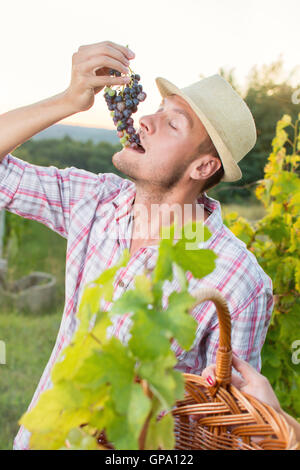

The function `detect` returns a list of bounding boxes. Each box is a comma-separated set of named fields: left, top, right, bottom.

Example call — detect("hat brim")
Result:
left=155, top=77, right=242, bottom=183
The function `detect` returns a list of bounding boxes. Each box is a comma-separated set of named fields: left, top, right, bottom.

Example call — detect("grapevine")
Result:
left=19, top=221, right=217, bottom=450
left=224, top=113, right=300, bottom=417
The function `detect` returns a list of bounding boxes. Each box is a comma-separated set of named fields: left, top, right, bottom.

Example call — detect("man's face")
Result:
left=112, top=94, right=208, bottom=190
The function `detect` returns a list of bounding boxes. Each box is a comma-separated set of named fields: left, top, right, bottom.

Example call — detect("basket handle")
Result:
left=190, top=288, right=232, bottom=387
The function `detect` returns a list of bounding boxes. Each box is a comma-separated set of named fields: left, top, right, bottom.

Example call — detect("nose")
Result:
left=138, top=114, right=155, bottom=135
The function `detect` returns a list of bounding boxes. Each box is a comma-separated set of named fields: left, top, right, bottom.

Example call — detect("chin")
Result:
left=112, top=150, right=124, bottom=169
left=112, top=149, right=138, bottom=179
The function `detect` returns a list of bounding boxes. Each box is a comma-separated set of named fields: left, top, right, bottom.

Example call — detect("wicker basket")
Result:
left=171, top=288, right=300, bottom=450
left=96, top=287, right=299, bottom=450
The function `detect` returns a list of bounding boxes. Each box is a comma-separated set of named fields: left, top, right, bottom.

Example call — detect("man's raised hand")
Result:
left=65, top=41, right=135, bottom=113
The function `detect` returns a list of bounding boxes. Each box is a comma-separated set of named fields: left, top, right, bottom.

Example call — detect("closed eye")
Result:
left=156, top=108, right=177, bottom=130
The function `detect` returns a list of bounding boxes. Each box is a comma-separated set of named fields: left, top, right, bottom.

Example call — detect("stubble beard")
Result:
left=112, top=151, right=190, bottom=191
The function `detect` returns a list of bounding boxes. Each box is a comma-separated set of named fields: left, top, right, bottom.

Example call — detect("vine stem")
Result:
left=138, top=379, right=153, bottom=450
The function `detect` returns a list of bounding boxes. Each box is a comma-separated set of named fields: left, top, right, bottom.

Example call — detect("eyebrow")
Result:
left=157, top=99, right=194, bottom=129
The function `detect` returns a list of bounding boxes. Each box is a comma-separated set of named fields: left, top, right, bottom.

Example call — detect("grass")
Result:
left=221, top=202, right=266, bottom=222
left=0, top=216, right=66, bottom=449
left=0, top=309, right=62, bottom=449
left=0, top=202, right=264, bottom=449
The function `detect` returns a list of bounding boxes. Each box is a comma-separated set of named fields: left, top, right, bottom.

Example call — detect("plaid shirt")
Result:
left=0, top=153, right=273, bottom=450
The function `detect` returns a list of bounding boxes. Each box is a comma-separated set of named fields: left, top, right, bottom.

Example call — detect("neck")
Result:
left=131, top=185, right=208, bottom=243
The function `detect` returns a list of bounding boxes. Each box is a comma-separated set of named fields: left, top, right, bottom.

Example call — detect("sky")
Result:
left=1, top=0, right=300, bottom=130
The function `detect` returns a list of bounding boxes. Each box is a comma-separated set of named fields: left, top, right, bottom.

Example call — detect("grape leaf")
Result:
left=74, top=338, right=135, bottom=415
left=145, top=413, right=175, bottom=450
left=51, top=332, right=100, bottom=384
left=153, top=238, right=174, bottom=283
left=173, top=262, right=188, bottom=290
left=91, top=386, right=151, bottom=451
left=138, top=353, right=184, bottom=408
left=129, top=309, right=171, bottom=360
left=156, top=291, right=197, bottom=350
left=173, top=245, right=217, bottom=279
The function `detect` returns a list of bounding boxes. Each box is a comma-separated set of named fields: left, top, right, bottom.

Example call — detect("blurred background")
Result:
left=0, top=0, right=299, bottom=449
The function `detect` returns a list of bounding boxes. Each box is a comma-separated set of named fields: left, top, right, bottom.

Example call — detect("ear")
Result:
left=189, top=155, right=222, bottom=181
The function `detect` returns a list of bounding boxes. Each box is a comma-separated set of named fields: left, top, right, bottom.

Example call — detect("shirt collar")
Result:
left=196, top=191, right=223, bottom=236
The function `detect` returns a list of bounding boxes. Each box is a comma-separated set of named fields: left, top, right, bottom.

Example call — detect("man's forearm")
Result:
left=0, top=90, right=77, bottom=162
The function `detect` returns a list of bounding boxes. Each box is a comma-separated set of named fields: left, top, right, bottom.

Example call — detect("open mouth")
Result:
left=127, top=133, right=146, bottom=154
left=135, top=144, right=146, bottom=154
left=126, top=143, right=145, bottom=154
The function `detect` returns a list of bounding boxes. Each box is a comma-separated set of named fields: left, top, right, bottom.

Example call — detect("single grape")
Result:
left=117, top=102, right=126, bottom=112
left=123, top=109, right=131, bottom=119
left=137, top=92, right=146, bottom=102
left=127, top=126, right=135, bottom=135
left=81, top=436, right=98, bottom=450
left=130, top=142, right=138, bottom=150
left=67, top=428, right=82, bottom=446
left=114, top=110, right=123, bottom=120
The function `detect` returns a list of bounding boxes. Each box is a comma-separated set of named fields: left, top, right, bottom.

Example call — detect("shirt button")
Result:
left=119, top=280, right=125, bottom=287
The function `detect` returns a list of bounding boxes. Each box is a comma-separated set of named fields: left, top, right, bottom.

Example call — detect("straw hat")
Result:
left=155, top=75, right=257, bottom=182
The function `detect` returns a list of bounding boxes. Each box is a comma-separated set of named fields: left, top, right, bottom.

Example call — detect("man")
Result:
left=0, top=41, right=273, bottom=450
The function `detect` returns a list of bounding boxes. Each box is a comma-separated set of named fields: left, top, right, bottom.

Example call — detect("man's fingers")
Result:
left=88, top=75, right=130, bottom=89
left=81, top=55, right=129, bottom=76
left=78, top=41, right=135, bottom=61
left=85, top=44, right=131, bottom=69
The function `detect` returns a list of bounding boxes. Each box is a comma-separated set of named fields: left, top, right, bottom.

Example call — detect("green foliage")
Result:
left=14, top=136, right=122, bottom=176
left=209, top=58, right=300, bottom=203
left=19, top=220, right=217, bottom=450
left=3, top=212, right=33, bottom=268
left=224, top=113, right=300, bottom=417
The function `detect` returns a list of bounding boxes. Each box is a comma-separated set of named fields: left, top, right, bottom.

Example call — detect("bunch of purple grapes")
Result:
left=104, top=69, right=147, bottom=153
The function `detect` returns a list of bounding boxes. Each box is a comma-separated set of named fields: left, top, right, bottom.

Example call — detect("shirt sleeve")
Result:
left=202, top=288, right=274, bottom=373
left=0, top=153, right=115, bottom=239
left=175, top=287, right=274, bottom=376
